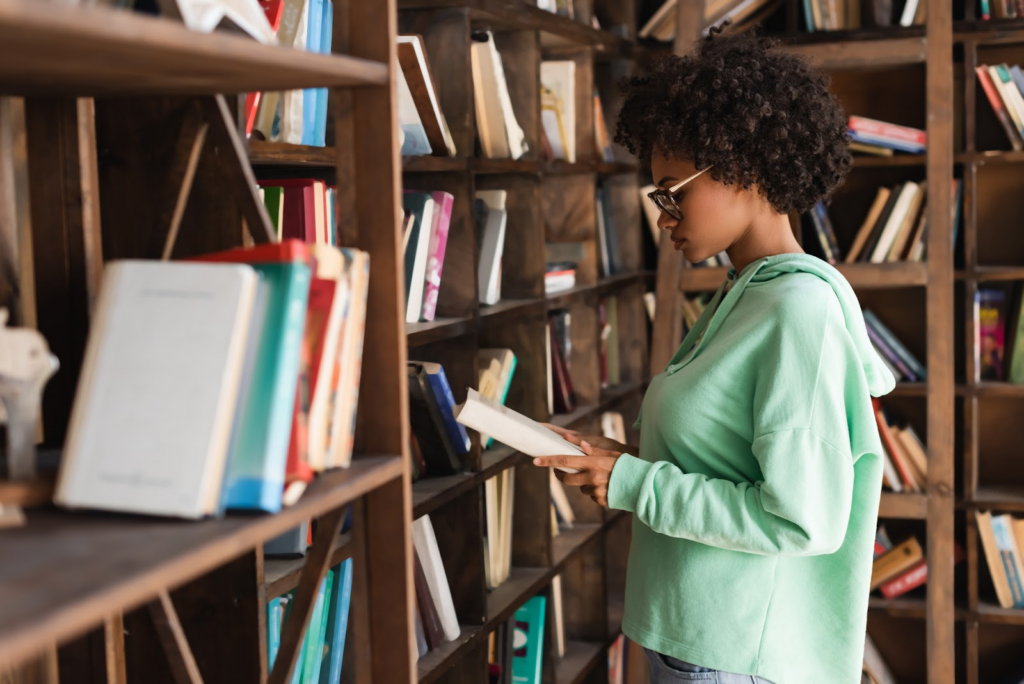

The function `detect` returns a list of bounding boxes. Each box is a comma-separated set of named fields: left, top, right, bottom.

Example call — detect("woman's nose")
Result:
left=657, top=212, right=678, bottom=232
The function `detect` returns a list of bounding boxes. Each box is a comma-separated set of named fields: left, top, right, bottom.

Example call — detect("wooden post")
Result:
left=103, top=614, right=127, bottom=684
left=925, top=0, right=955, bottom=680
left=147, top=592, right=204, bottom=684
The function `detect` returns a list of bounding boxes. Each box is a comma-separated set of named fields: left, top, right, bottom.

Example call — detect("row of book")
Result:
left=267, top=559, right=353, bottom=684
left=801, top=0, right=925, bottom=31
left=866, top=308, right=928, bottom=382
left=638, top=0, right=781, bottom=43
left=55, top=238, right=368, bottom=519
left=874, top=400, right=929, bottom=494
left=484, top=595, right=547, bottom=682
left=848, top=117, right=927, bottom=155
left=977, top=510, right=1024, bottom=609
left=402, top=190, right=454, bottom=323
left=975, top=285, right=1024, bottom=383
left=245, top=0, right=334, bottom=146
left=978, top=63, right=1024, bottom=152
left=871, top=529, right=964, bottom=600
left=980, top=0, right=1024, bottom=21
left=548, top=310, right=577, bottom=415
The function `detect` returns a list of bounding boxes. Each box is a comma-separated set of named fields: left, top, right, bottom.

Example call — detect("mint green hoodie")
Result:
left=608, top=254, right=895, bottom=684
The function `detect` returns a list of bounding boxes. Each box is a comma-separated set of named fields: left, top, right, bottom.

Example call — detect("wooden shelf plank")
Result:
left=556, top=641, right=604, bottom=684
left=404, top=156, right=470, bottom=173
left=0, top=0, right=387, bottom=96
left=959, top=266, right=1024, bottom=282
left=552, top=524, right=602, bottom=567
left=249, top=141, right=336, bottom=167
left=473, top=158, right=542, bottom=174
left=868, top=596, right=928, bottom=619
left=968, top=382, right=1024, bottom=397
left=969, top=486, right=1024, bottom=511
left=889, top=382, right=928, bottom=396
left=407, top=316, right=477, bottom=347
left=852, top=154, right=928, bottom=168
left=412, top=446, right=525, bottom=519
left=679, top=263, right=926, bottom=291
left=416, top=625, right=484, bottom=684
left=597, top=161, right=640, bottom=176
left=0, top=455, right=402, bottom=670
left=783, top=36, right=927, bottom=70
left=264, top=533, right=354, bottom=599
left=878, top=492, right=929, bottom=519
left=480, top=298, right=544, bottom=323
left=974, top=601, right=1024, bottom=624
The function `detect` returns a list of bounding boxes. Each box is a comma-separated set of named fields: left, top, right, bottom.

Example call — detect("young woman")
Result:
left=534, top=27, right=895, bottom=684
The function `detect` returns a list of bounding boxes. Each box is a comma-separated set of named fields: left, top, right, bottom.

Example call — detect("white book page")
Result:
left=455, top=389, right=584, bottom=472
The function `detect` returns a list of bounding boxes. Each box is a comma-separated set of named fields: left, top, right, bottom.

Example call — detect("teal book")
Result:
left=512, top=595, right=546, bottom=684
left=267, top=598, right=282, bottom=669
left=196, top=241, right=313, bottom=513
left=302, top=0, right=325, bottom=146
left=303, top=571, right=334, bottom=684
left=319, top=560, right=354, bottom=683
left=312, top=0, right=334, bottom=147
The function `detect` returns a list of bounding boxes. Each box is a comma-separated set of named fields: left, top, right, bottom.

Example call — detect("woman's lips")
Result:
left=671, top=235, right=686, bottom=250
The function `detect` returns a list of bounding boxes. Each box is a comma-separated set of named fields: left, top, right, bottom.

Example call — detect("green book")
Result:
left=511, top=595, right=546, bottom=684
left=262, top=186, right=285, bottom=241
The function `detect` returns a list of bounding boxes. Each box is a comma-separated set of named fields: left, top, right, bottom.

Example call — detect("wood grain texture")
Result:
left=157, top=104, right=208, bottom=260
left=104, top=614, right=126, bottom=684
left=0, top=0, right=387, bottom=96
left=147, top=592, right=203, bottom=684
left=784, top=37, right=926, bottom=69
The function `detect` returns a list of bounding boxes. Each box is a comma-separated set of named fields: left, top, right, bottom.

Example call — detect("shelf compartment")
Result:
left=970, top=486, right=1024, bottom=511
left=556, top=640, right=604, bottom=684
left=547, top=272, right=651, bottom=311
left=974, top=601, right=1024, bottom=625
left=0, top=455, right=402, bottom=670
left=868, top=596, right=928, bottom=619
left=0, top=0, right=388, bottom=96
left=852, top=154, right=928, bottom=168
left=264, top=532, right=353, bottom=599
left=412, top=446, right=525, bottom=519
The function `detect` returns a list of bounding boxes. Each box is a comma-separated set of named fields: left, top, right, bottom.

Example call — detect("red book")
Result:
left=259, top=179, right=319, bottom=242
left=259, top=0, right=284, bottom=29
left=192, top=239, right=313, bottom=267
left=976, top=66, right=1022, bottom=151
left=880, top=544, right=964, bottom=598
left=244, top=1, right=283, bottom=137
left=874, top=539, right=888, bottom=558
left=848, top=116, right=927, bottom=146
left=549, top=324, right=576, bottom=414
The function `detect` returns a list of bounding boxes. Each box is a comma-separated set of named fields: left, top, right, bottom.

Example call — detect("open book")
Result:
left=454, top=388, right=583, bottom=473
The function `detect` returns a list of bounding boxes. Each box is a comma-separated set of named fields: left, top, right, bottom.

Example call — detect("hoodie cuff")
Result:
left=607, top=453, right=653, bottom=513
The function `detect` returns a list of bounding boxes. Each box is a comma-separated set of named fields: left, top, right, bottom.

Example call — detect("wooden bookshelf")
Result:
left=0, top=0, right=415, bottom=682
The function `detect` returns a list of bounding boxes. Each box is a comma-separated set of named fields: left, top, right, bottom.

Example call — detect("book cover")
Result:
left=267, top=597, right=282, bottom=668
left=301, top=569, right=333, bottom=684
left=327, top=248, right=369, bottom=469
left=873, top=400, right=919, bottom=492
left=478, top=205, right=507, bottom=306
left=858, top=184, right=902, bottom=262
left=977, top=65, right=1024, bottom=151
left=978, top=288, right=1007, bottom=381
left=259, top=179, right=318, bottom=242
left=56, top=261, right=258, bottom=519
left=311, top=0, right=333, bottom=147
left=414, top=546, right=445, bottom=649
left=863, top=310, right=927, bottom=379
left=408, top=363, right=462, bottom=475
left=418, top=361, right=472, bottom=455
left=992, top=514, right=1024, bottom=607
left=403, top=192, right=435, bottom=323
left=421, top=191, right=454, bottom=322
left=477, top=349, right=517, bottom=449
left=193, top=242, right=313, bottom=512
left=848, top=116, right=927, bottom=147
left=871, top=537, right=924, bottom=590
left=397, top=35, right=458, bottom=157
left=978, top=510, right=1017, bottom=608
left=300, top=0, right=324, bottom=146
left=511, top=595, right=547, bottom=684
left=813, top=202, right=841, bottom=262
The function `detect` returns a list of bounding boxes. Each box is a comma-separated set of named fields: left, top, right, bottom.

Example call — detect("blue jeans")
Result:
left=644, top=648, right=776, bottom=683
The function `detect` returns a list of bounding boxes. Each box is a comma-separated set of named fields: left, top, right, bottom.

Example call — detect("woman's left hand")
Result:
left=533, top=440, right=624, bottom=508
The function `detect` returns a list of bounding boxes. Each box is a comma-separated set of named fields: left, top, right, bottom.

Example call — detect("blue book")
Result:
left=848, top=129, right=926, bottom=154
left=319, top=559, right=354, bottom=683
left=1010, top=65, right=1024, bottom=100
left=802, top=0, right=815, bottom=30
left=418, top=361, right=471, bottom=455
left=302, top=0, right=325, bottom=146
left=198, top=243, right=312, bottom=513
left=267, top=598, right=282, bottom=669
left=512, top=595, right=546, bottom=684
left=312, top=0, right=333, bottom=147
left=991, top=515, right=1024, bottom=607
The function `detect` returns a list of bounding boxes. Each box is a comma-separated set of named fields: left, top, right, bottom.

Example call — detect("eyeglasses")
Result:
left=647, top=167, right=710, bottom=220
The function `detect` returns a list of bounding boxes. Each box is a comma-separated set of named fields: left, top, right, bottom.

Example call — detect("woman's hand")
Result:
left=541, top=423, right=632, bottom=454
left=533, top=440, right=624, bottom=508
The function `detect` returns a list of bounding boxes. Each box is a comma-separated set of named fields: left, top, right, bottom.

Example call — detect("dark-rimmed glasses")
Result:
left=646, top=167, right=710, bottom=220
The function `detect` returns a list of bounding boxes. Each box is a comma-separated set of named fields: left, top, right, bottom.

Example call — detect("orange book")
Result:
left=873, top=399, right=919, bottom=492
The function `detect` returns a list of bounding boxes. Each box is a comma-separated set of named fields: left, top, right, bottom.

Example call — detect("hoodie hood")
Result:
left=734, top=254, right=895, bottom=397
left=673, top=254, right=896, bottom=398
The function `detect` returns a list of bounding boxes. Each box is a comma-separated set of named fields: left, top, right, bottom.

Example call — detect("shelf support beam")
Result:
left=147, top=591, right=204, bottom=684
left=103, top=613, right=127, bottom=684
left=156, top=102, right=208, bottom=260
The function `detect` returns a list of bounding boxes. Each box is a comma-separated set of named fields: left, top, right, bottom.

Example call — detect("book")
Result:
left=477, top=191, right=508, bottom=306
left=478, top=348, right=518, bottom=449
left=863, top=310, right=927, bottom=380
left=397, top=48, right=433, bottom=156
left=512, top=595, right=546, bottom=684
left=310, top=0, right=333, bottom=147
left=168, top=0, right=278, bottom=43
left=470, top=31, right=528, bottom=159
left=484, top=474, right=499, bottom=588
left=870, top=182, right=920, bottom=262
left=848, top=116, right=927, bottom=153
left=977, top=65, right=1024, bottom=151
left=319, top=559, right=353, bottom=683
left=550, top=469, right=576, bottom=529
left=552, top=575, right=566, bottom=659
left=192, top=241, right=313, bottom=512
left=498, top=467, right=515, bottom=585
left=992, top=513, right=1024, bottom=607
left=871, top=537, right=924, bottom=590
left=417, top=361, right=472, bottom=455
left=300, top=0, right=324, bottom=147
left=895, top=425, right=929, bottom=488
left=403, top=192, right=436, bottom=323
left=267, top=597, right=283, bottom=668
left=412, top=515, right=461, bottom=642
left=421, top=191, right=454, bottom=322
left=408, top=363, right=463, bottom=475
left=327, top=248, right=370, bottom=469
left=873, top=400, right=920, bottom=492
left=993, top=64, right=1024, bottom=145
left=977, top=288, right=1007, bottom=381
left=545, top=263, right=576, bottom=294
left=887, top=181, right=926, bottom=262
left=978, top=510, right=1017, bottom=609
left=455, top=388, right=585, bottom=473
left=264, top=520, right=310, bottom=557
left=598, top=182, right=623, bottom=275
left=595, top=189, right=611, bottom=278
left=300, top=568, right=333, bottom=683
left=57, top=261, right=258, bottom=519
left=413, top=546, right=445, bottom=649
left=549, top=321, right=576, bottom=414
left=863, top=633, right=899, bottom=684
left=397, top=35, right=457, bottom=157
left=541, top=61, right=576, bottom=163
left=1009, top=284, right=1024, bottom=383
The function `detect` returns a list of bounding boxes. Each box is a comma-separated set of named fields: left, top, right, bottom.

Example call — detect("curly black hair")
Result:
left=615, top=26, right=852, bottom=215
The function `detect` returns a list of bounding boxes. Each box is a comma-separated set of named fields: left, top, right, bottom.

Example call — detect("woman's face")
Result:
left=649, top=148, right=754, bottom=264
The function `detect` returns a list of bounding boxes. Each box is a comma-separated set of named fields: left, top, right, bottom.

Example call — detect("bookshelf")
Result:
left=0, top=1, right=414, bottom=683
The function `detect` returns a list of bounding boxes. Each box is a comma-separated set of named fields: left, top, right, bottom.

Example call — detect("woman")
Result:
left=534, top=27, right=894, bottom=684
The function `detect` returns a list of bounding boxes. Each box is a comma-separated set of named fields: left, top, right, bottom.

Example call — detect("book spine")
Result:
left=977, top=66, right=1023, bottom=151
left=880, top=560, right=928, bottom=598
left=977, top=290, right=1007, bottom=381
left=848, top=117, right=927, bottom=145
left=866, top=324, right=917, bottom=381
left=413, top=549, right=445, bottom=649
left=992, top=515, right=1024, bottom=607
left=847, top=129, right=926, bottom=153
left=808, top=207, right=835, bottom=263
left=864, top=310, right=928, bottom=379
left=874, top=404, right=916, bottom=491
left=982, top=0, right=991, bottom=19
left=815, top=202, right=843, bottom=261
left=426, top=369, right=472, bottom=455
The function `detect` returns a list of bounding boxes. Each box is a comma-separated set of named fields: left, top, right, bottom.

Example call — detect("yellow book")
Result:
left=870, top=537, right=923, bottom=590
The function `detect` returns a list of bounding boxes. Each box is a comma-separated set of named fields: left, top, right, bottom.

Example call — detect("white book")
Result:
left=406, top=198, right=435, bottom=323
left=863, top=634, right=899, bottom=684
left=880, top=448, right=903, bottom=493
left=485, top=35, right=529, bottom=160
left=471, top=34, right=511, bottom=159
left=56, top=261, right=257, bottom=519
left=499, top=467, right=515, bottom=584
left=551, top=574, right=566, bottom=659
left=412, top=515, right=461, bottom=642
left=870, top=183, right=919, bottom=263
left=898, top=0, right=919, bottom=25
left=477, top=208, right=506, bottom=306
left=484, top=475, right=500, bottom=589
left=397, top=35, right=458, bottom=157
left=541, top=61, right=576, bottom=163
left=455, top=388, right=584, bottom=473
left=166, top=0, right=278, bottom=44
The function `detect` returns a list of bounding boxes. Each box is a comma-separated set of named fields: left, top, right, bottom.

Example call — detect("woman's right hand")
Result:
left=541, top=423, right=632, bottom=454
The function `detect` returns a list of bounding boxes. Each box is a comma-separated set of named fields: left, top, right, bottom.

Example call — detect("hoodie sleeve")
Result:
left=607, top=295, right=858, bottom=557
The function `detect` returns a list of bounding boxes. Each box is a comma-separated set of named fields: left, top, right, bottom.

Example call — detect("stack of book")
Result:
left=864, top=309, right=927, bottom=384
left=397, top=34, right=458, bottom=157
left=484, top=468, right=515, bottom=589
left=402, top=190, right=454, bottom=323
left=55, top=239, right=369, bottom=519
left=477, top=190, right=508, bottom=306
left=871, top=530, right=926, bottom=599
left=638, top=0, right=782, bottom=42
left=975, top=286, right=1024, bottom=383
left=976, top=63, right=1024, bottom=151
left=413, top=514, right=462, bottom=658
left=797, top=0, right=925, bottom=30
left=596, top=184, right=623, bottom=277
left=848, top=117, right=927, bottom=156
left=471, top=31, right=528, bottom=160
left=977, top=510, right=1024, bottom=609
left=541, top=60, right=576, bottom=163
left=547, top=310, right=576, bottom=415
left=600, top=297, right=621, bottom=389
left=407, top=361, right=471, bottom=479
left=267, top=559, right=353, bottom=684
left=248, top=0, right=335, bottom=146
left=259, top=178, right=337, bottom=243
left=873, top=400, right=928, bottom=494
